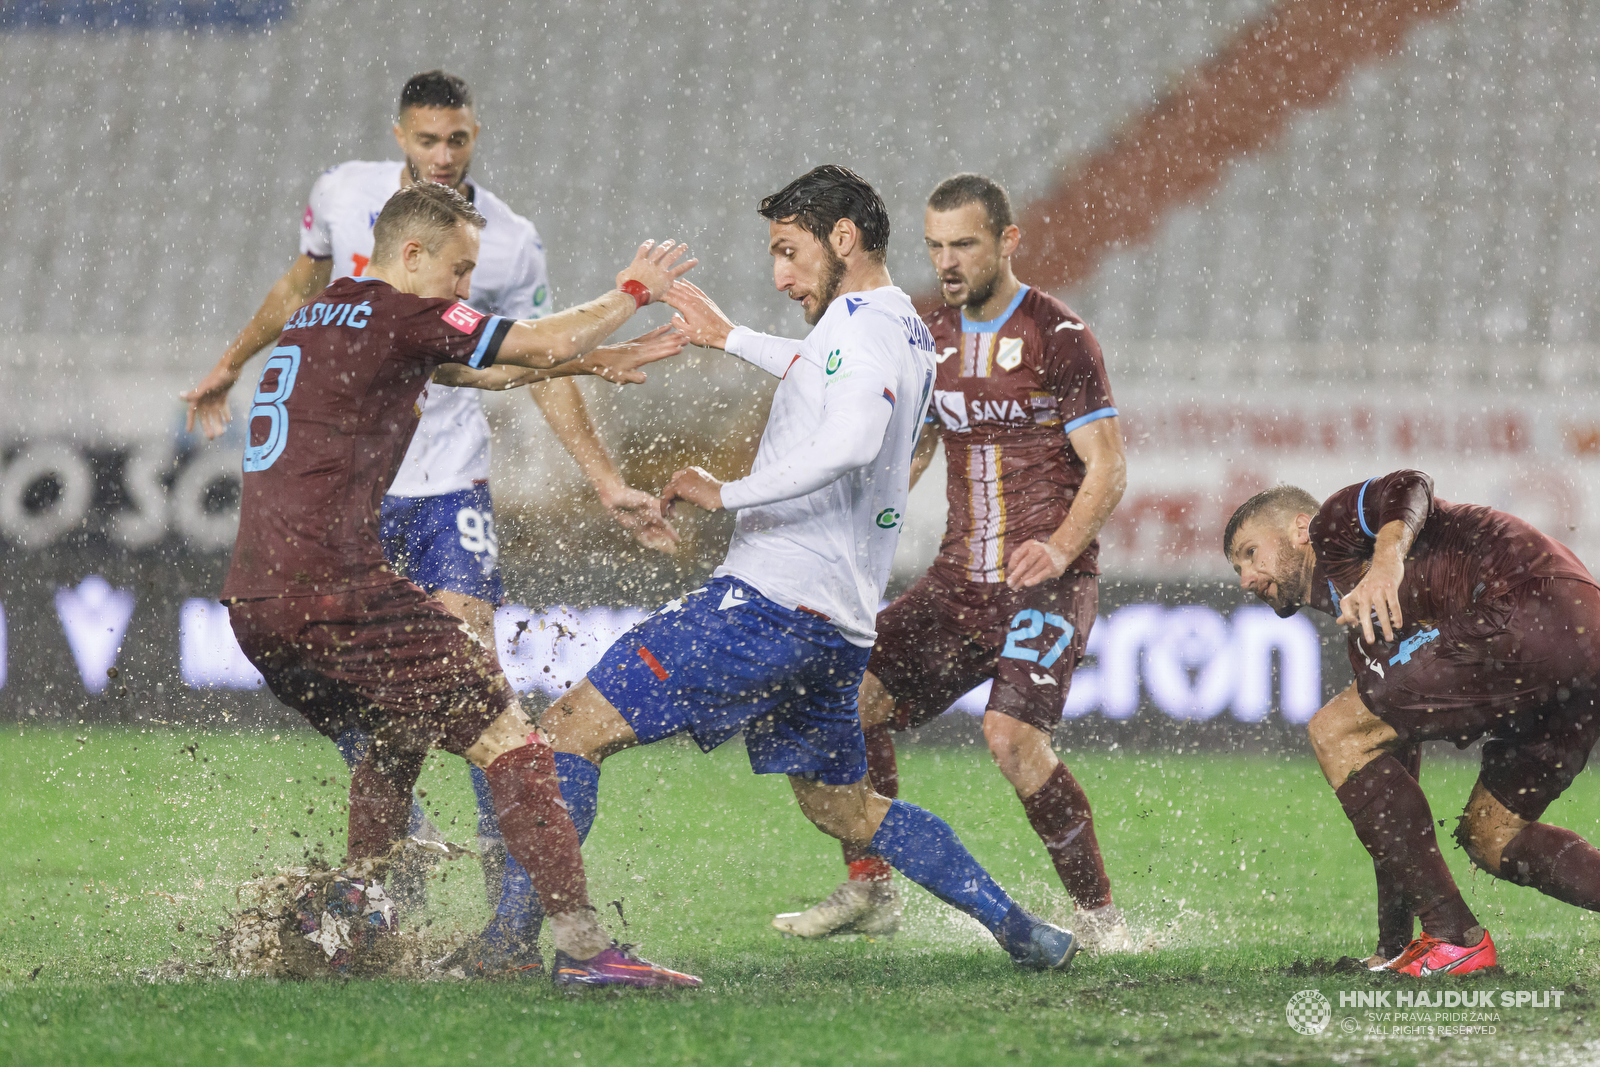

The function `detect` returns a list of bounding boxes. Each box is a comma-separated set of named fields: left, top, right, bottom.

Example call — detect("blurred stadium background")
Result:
left=1, top=0, right=1597, bottom=740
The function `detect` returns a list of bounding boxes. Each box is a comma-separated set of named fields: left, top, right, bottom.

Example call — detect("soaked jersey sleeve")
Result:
left=726, top=326, right=806, bottom=379
left=298, top=169, right=336, bottom=260
left=1310, top=470, right=1435, bottom=566
left=1040, top=317, right=1117, bottom=432
left=720, top=332, right=898, bottom=509
left=397, top=298, right=515, bottom=370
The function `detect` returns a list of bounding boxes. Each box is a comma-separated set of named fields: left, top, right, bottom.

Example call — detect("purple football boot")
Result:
left=552, top=942, right=701, bottom=988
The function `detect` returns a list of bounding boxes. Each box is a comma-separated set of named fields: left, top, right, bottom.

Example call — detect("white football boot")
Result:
left=772, top=879, right=902, bottom=938
left=1071, top=902, right=1134, bottom=953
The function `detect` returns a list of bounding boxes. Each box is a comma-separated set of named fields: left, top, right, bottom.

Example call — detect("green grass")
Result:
left=2, top=725, right=1599, bottom=1065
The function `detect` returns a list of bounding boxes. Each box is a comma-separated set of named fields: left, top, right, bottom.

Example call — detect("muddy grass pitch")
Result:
left=2, top=725, right=1598, bottom=1065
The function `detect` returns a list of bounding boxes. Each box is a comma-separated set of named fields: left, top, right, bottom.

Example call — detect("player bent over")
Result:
left=184, top=182, right=699, bottom=986
left=771, top=174, right=1131, bottom=951
left=1226, top=470, right=1600, bottom=977
left=538, top=166, right=1078, bottom=972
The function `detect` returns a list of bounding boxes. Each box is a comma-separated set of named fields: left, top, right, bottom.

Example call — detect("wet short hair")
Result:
left=399, top=70, right=473, bottom=114
left=927, top=173, right=1014, bottom=237
left=1223, top=485, right=1322, bottom=558
left=759, top=165, right=889, bottom=260
left=371, top=182, right=486, bottom=264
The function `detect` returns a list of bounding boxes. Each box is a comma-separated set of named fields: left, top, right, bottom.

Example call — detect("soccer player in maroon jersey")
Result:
left=1227, top=470, right=1600, bottom=977
left=772, top=174, right=1132, bottom=950
left=181, top=182, right=700, bottom=987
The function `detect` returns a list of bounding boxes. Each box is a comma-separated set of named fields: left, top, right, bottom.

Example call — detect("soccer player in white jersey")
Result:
left=204, top=71, right=676, bottom=976
left=532, top=166, right=1079, bottom=973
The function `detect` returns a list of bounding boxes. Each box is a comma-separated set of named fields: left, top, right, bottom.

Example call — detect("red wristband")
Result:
left=619, top=280, right=650, bottom=309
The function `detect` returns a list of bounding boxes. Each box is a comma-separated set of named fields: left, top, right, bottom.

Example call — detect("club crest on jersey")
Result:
left=996, top=337, right=1023, bottom=371
left=875, top=508, right=901, bottom=529
left=825, top=349, right=843, bottom=375
left=442, top=302, right=484, bottom=334
left=934, top=390, right=970, bottom=432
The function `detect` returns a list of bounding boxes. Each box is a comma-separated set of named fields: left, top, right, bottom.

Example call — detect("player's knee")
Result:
left=856, top=672, right=897, bottom=729
left=981, top=714, right=1042, bottom=781
left=1454, top=812, right=1505, bottom=876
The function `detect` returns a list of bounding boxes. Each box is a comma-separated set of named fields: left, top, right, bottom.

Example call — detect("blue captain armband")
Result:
left=470, top=316, right=515, bottom=368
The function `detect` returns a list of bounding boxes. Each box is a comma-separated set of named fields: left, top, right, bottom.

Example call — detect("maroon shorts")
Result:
left=228, top=579, right=513, bottom=757
left=867, top=567, right=1097, bottom=733
left=1352, top=578, right=1600, bottom=821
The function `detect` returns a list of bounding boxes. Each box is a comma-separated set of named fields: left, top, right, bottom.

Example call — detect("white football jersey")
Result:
left=717, top=287, right=937, bottom=646
left=299, top=160, right=550, bottom=497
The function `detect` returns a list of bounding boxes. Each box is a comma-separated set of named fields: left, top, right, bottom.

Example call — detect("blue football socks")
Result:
left=868, top=799, right=1022, bottom=938
left=553, top=751, right=600, bottom=842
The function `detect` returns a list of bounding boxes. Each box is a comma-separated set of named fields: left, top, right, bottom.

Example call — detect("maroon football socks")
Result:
left=1374, top=746, right=1421, bottom=957
left=1500, top=822, right=1600, bottom=911
left=1336, top=754, right=1479, bottom=945
left=483, top=742, right=592, bottom=916
left=843, top=723, right=900, bottom=882
left=347, top=748, right=426, bottom=862
left=1022, top=761, right=1113, bottom=911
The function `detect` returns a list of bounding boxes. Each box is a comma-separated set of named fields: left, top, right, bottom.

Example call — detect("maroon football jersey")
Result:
left=221, top=276, right=513, bottom=599
left=924, top=286, right=1117, bottom=583
left=1305, top=469, right=1598, bottom=622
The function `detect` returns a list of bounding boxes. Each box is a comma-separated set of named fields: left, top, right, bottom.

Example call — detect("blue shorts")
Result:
left=588, top=576, right=871, bottom=785
left=379, top=483, right=504, bottom=606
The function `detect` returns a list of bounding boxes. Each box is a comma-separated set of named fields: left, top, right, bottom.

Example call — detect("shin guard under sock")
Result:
left=482, top=743, right=589, bottom=916
left=868, top=799, right=1015, bottom=933
left=843, top=724, right=899, bottom=881
left=1500, top=822, right=1600, bottom=910
left=1336, top=755, right=1478, bottom=944
left=1021, top=762, right=1112, bottom=910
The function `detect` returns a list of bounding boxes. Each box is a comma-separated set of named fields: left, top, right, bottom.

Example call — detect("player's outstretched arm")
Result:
left=1007, top=416, right=1127, bottom=589
left=180, top=254, right=331, bottom=438
left=433, top=326, right=687, bottom=390
left=665, top=281, right=805, bottom=377
left=662, top=356, right=897, bottom=514
left=492, top=241, right=695, bottom=376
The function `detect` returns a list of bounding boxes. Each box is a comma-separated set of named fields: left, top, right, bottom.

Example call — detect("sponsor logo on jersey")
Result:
left=996, top=337, right=1023, bottom=371
left=533, top=284, right=548, bottom=307
left=934, top=389, right=969, bottom=431
left=1028, top=672, right=1058, bottom=686
left=970, top=398, right=1030, bottom=423
left=845, top=296, right=866, bottom=315
left=718, top=586, right=749, bottom=611
left=1054, top=320, right=1085, bottom=332
left=825, top=349, right=843, bottom=375
left=875, top=508, right=901, bottom=529
left=301, top=205, right=314, bottom=230
left=937, top=346, right=958, bottom=363
left=442, top=302, right=485, bottom=334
